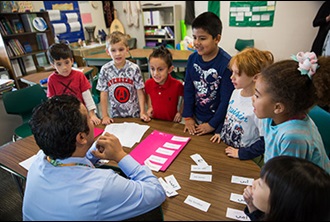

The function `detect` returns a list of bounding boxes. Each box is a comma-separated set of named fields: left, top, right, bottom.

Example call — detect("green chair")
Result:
left=91, top=74, right=100, bottom=115
left=308, top=105, right=330, bottom=157
left=235, top=39, right=254, bottom=52
left=2, top=84, right=47, bottom=142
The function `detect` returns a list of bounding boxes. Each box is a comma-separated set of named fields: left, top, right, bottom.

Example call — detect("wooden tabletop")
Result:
left=0, top=118, right=260, bottom=221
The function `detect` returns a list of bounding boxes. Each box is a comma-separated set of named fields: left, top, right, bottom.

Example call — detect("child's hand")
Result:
left=147, top=107, right=153, bottom=118
left=102, top=116, right=114, bottom=125
left=173, top=112, right=182, bottom=123
left=90, top=114, right=101, bottom=126
left=210, top=133, right=221, bottom=143
left=140, top=113, right=151, bottom=122
left=195, top=123, right=214, bottom=136
left=243, top=185, right=258, bottom=213
left=225, top=146, right=239, bottom=158
left=183, top=118, right=197, bottom=135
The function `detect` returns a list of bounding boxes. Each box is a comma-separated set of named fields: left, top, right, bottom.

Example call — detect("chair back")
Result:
left=3, top=84, right=47, bottom=140
left=3, top=84, right=47, bottom=123
left=235, top=39, right=254, bottom=51
left=308, top=105, right=330, bottom=157
left=91, top=74, right=100, bottom=105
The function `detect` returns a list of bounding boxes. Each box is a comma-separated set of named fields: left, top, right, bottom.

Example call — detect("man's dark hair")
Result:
left=192, top=11, right=222, bottom=38
left=29, top=95, right=90, bottom=159
left=47, top=43, right=73, bottom=64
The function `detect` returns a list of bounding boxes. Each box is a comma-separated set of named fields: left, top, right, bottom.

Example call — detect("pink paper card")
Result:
left=130, top=130, right=190, bottom=171
left=94, top=127, right=104, bottom=138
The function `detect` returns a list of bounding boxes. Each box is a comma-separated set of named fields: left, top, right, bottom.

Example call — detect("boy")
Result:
left=97, top=31, right=149, bottom=124
left=47, top=43, right=101, bottom=125
left=182, top=12, right=234, bottom=136
left=145, top=46, right=184, bottom=122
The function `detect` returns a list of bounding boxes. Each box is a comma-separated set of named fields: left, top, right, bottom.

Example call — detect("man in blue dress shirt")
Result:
left=22, top=94, right=166, bottom=221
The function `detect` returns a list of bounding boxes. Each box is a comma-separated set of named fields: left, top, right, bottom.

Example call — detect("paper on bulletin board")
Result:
left=81, top=13, right=93, bottom=24
left=52, top=23, right=67, bottom=34
left=66, top=12, right=78, bottom=23
left=69, top=21, right=81, bottom=32
left=48, top=10, right=61, bottom=21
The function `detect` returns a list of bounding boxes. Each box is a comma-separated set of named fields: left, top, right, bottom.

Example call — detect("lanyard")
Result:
left=46, top=156, right=94, bottom=168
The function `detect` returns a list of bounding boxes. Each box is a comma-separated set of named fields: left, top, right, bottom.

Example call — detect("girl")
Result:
left=253, top=51, right=330, bottom=173
left=243, top=155, right=330, bottom=221
left=210, top=47, right=273, bottom=163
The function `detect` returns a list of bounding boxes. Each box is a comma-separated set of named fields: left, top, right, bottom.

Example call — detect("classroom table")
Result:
left=84, top=48, right=193, bottom=68
left=0, top=118, right=260, bottom=221
left=19, top=66, right=94, bottom=87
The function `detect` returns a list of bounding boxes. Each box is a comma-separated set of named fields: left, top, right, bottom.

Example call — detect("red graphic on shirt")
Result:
left=114, top=86, right=130, bottom=103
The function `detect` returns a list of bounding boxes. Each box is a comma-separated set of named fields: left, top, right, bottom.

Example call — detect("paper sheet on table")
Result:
left=103, top=122, right=150, bottom=148
left=53, top=23, right=66, bottom=34
left=48, top=10, right=61, bottom=21
left=69, top=21, right=81, bottom=32
left=19, top=155, right=36, bottom=171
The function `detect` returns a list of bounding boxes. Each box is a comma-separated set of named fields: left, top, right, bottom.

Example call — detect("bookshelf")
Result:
left=0, top=11, right=54, bottom=89
left=142, top=5, right=181, bottom=49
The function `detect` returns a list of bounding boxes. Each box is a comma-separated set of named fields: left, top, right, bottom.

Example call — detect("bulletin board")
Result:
left=43, top=1, right=84, bottom=43
left=229, top=1, right=276, bottom=27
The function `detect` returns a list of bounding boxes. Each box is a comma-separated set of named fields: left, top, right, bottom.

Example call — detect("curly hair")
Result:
left=260, top=56, right=330, bottom=116
left=148, top=45, right=173, bottom=68
left=29, top=95, right=90, bottom=159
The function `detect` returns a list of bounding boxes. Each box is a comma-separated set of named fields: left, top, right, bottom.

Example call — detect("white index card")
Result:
left=144, top=159, right=162, bottom=172
left=230, top=193, right=247, bottom=205
left=191, top=165, right=212, bottom=172
left=171, top=136, right=189, bottom=142
left=155, top=147, right=175, bottom=156
left=163, top=142, right=181, bottom=149
left=189, top=173, right=212, bottom=182
left=184, top=195, right=211, bottom=212
left=190, top=153, right=208, bottom=167
left=158, top=177, right=178, bottom=197
left=226, top=207, right=251, bottom=221
left=149, top=154, right=167, bottom=164
left=164, top=174, right=181, bottom=190
left=231, top=175, right=254, bottom=186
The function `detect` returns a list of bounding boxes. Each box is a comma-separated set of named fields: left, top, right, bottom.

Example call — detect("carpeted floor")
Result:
left=0, top=168, right=22, bottom=221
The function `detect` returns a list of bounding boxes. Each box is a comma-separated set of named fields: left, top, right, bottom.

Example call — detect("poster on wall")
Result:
left=229, top=1, right=276, bottom=27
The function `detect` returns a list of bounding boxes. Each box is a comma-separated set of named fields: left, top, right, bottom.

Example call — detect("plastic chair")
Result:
left=91, top=74, right=100, bottom=115
left=308, top=105, right=330, bottom=157
left=2, top=84, right=47, bottom=142
left=235, top=39, right=254, bottom=51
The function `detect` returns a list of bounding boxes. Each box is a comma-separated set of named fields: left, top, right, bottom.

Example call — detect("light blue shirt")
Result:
left=23, top=149, right=166, bottom=221
left=263, top=116, right=330, bottom=173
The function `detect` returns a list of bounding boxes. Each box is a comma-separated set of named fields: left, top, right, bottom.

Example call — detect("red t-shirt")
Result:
left=47, top=69, right=91, bottom=104
left=145, top=74, right=184, bottom=121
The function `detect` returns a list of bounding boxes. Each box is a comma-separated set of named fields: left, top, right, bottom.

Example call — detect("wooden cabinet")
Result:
left=0, top=11, right=54, bottom=89
left=142, top=5, right=181, bottom=49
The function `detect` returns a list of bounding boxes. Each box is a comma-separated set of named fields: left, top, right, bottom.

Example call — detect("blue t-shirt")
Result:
left=182, top=48, right=234, bottom=133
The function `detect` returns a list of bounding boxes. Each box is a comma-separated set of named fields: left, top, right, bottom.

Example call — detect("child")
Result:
left=243, top=155, right=330, bottom=221
left=47, top=43, right=101, bottom=125
left=96, top=31, right=150, bottom=124
left=145, top=46, right=184, bottom=122
left=253, top=51, right=330, bottom=173
left=182, top=12, right=234, bottom=136
left=210, top=48, right=274, bottom=162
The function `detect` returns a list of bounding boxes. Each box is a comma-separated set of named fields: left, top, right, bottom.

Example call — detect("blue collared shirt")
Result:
left=23, top=149, right=166, bottom=221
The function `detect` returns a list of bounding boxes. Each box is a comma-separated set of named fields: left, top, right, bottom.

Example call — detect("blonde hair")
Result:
left=106, top=31, right=128, bottom=49
left=229, top=47, right=274, bottom=77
